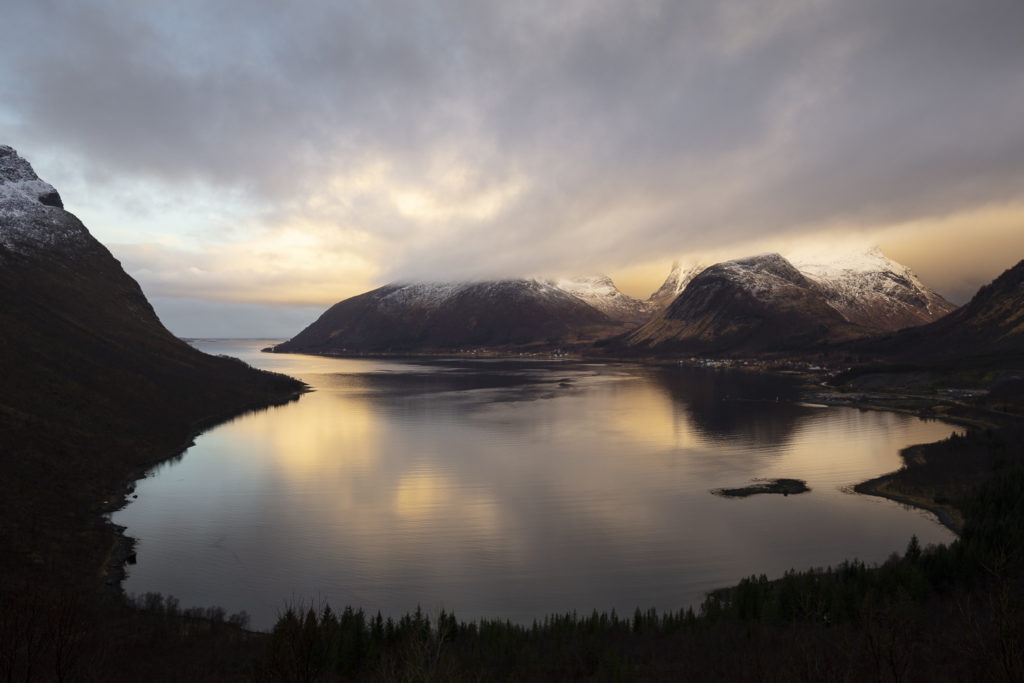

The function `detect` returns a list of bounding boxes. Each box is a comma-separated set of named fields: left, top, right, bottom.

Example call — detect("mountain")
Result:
left=646, top=261, right=707, bottom=310
left=274, top=278, right=616, bottom=353
left=863, top=259, right=1024, bottom=360
left=789, top=247, right=956, bottom=332
left=550, top=274, right=652, bottom=323
left=622, top=253, right=866, bottom=354
left=0, top=145, right=304, bottom=592
left=624, top=247, right=956, bottom=355
left=287, top=246, right=958, bottom=357
left=646, top=248, right=953, bottom=330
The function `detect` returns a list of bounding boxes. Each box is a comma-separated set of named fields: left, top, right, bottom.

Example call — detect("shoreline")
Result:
left=852, top=474, right=963, bottom=535
left=805, top=391, right=981, bottom=537
left=100, top=351, right=1006, bottom=611
left=100, top=387, right=309, bottom=600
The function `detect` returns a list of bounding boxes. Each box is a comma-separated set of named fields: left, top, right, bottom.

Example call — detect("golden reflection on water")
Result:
left=393, top=468, right=501, bottom=531
left=256, top=392, right=380, bottom=481
left=603, top=379, right=703, bottom=452
left=774, top=409, right=955, bottom=486
left=393, top=469, right=460, bottom=520
left=115, top=342, right=959, bottom=630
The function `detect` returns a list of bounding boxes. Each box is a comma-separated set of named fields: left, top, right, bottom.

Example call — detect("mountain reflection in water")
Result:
left=115, top=341, right=956, bottom=630
left=646, top=365, right=805, bottom=446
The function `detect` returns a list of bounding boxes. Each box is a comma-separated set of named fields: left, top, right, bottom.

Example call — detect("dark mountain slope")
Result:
left=274, top=279, right=613, bottom=353
left=0, top=145, right=305, bottom=594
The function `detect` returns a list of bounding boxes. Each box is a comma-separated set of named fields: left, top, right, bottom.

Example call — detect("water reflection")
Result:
left=647, top=365, right=806, bottom=446
left=115, top=342, right=957, bottom=630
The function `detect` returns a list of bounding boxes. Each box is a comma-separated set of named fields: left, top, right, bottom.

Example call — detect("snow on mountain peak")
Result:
left=374, top=274, right=649, bottom=323
left=1, top=145, right=87, bottom=254
left=380, top=278, right=576, bottom=310
left=649, top=247, right=955, bottom=331
left=381, top=281, right=467, bottom=308
left=551, top=274, right=651, bottom=321
left=709, top=252, right=813, bottom=302
left=647, top=260, right=707, bottom=309
left=0, top=146, right=63, bottom=211
left=788, top=246, right=956, bottom=328
left=789, top=245, right=899, bottom=277
left=551, top=274, right=617, bottom=305
left=789, top=246, right=923, bottom=294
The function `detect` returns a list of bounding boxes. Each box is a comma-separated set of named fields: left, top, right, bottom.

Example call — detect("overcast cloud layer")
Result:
left=3, top=0, right=1023, bottom=335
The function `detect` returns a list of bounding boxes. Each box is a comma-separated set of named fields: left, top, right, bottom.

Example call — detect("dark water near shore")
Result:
left=114, top=340, right=956, bottom=630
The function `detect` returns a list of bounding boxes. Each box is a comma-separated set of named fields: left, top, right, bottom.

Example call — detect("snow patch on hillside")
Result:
left=381, top=282, right=468, bottom=308
left=380, top=278, right=571, bottom=308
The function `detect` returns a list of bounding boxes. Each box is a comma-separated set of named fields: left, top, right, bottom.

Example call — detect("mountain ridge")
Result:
left=276, top=247, right=958, bottom=356
left=273, top=278, right=620, bottom=353
left=622, top=253, right=865, bottom=354
left=550, top=274, right=652, bottom=323
left=789, top=246, right=957, bottom=331
left=855, top=258, right=1024, bottom=361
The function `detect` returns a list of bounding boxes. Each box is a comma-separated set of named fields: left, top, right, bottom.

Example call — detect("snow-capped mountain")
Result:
left=1, top=143, right=303, bottom=396
left=646, top=247, right=954, bottom=332
left=283, top=246, right=956, bottom=356
left=1, top=145, right=304, bottom=591
left=646, top=261, right=707, bottom=310
left=624, top=253, right=863, bottom=353
left=550, top=274, right=652, bottom=323
left=861, top=258, right=1024, bottom=360
left=789, top=247, right=956, bottom=331
left=0, top=145, right=89, bottom=254
left=275, top=271, right=653, bottom=354
left=625, top=248, right=957, bottom=354
left=0, top=143, right=304, bottom=418
left=274, top=278, right=618, bottom=353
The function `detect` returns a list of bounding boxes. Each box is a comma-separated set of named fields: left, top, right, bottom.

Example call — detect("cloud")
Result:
left=2, top=0, right=1022, bottom=333
left=110, top=217, right=382, bottom=306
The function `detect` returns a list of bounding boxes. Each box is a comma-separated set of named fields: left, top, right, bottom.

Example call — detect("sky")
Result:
left=2, top=0, right=1023, bottom=337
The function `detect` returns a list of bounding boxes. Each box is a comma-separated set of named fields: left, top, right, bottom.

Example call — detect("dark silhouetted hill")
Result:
left=274, top=279, right=614, bottom=353
left=0, top=144, right=305, bottom=592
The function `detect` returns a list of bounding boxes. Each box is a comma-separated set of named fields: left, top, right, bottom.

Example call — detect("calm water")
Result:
left=114, top=340, right=956, bottom=630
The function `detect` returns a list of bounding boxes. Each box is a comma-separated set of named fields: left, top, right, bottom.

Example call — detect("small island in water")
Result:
left=712, top=478, right=810, bottom=498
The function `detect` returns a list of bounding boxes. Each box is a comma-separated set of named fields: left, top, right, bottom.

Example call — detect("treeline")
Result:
left=257, top=547, right=1016, bottom=681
